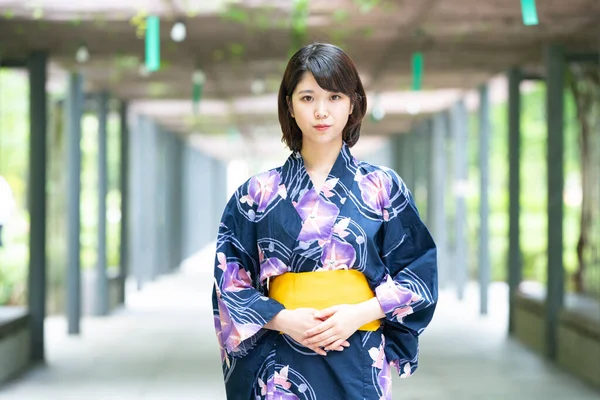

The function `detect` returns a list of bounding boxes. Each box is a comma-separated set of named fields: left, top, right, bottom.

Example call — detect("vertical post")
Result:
left=403, top=132, right=415, bottom=190
left=429, top=113, right=447, bottom=288
left=118, top=101, right=129, bottom=304
left=545, top=45, right=565, bottom=360
left=66, top=72, right=84, bottom=335
left=131, top=115, right=144, bottom=290
left=508, top=67, right=522, bottom=334
left=412, top=122, right=428, bottom=214
left=27, top=51, right=47, bottom=361
left=452, top=99, right=468, bottom=301
left=148, top=122, right=159, bottom=280
left=95, top=91, right=109, bottom=316
left=173, top=136, right=184, bottom=270
left=391, top=134, right=404, bottom=179
left=478, top=84, right=491, bottom=315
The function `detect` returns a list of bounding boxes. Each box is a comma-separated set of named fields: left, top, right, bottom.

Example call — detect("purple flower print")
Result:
left=221, top=262, right=253, bottom=293
left=271, top=391, right=300, bottom=400
left=259, top=256, right=289, bottom=283
left=242, top=170, right=282, bottom=212
left=358, top=170, right=392, bottom=216
left=320, top=238, right=356, bottom=270
left=378, top=357, right=392, bottom=398
left=369, top=335, right=392, bottom=399
left=375, top=274, right=422, bottom=315
left=213, top=285, right=234, bottom=352
left=213, top=313, right=228, bottom=364
left=295, top=189, right=339, bottom=242
left=267, top=366, right=300, bottom=400
left=258, top=246, right=289, bottom=283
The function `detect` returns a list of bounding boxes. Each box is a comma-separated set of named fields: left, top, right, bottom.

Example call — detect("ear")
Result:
left=286, top=95, right=295, bottom=118
left=349, top=102, right=354, bottom=115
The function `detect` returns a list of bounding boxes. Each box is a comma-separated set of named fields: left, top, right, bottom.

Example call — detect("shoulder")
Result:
left=233, top=167, right=284, bottom=197
left=227, top=167, right=285, bottom=217
left=355, top=160, right=408, bottom=196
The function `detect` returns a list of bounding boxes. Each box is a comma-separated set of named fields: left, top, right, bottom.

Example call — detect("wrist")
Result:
left=355, top=298, right=385, bottom=326
left=265, top=309, right=290, bottom=331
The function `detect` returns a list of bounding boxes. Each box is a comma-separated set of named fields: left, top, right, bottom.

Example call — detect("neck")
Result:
left=300, top=140, right=343, bottom=172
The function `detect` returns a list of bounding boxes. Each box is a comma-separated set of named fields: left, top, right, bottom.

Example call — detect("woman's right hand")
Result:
left=265, top=308, right=350, bottom=356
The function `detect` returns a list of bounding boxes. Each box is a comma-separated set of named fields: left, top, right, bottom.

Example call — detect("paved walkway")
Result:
left=1, top=244, right=598, bottom=399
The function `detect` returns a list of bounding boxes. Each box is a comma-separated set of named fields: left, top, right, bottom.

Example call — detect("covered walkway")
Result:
left=0, top=0, right=599, bottom=398
left=1, top=245, right=599, bottom=400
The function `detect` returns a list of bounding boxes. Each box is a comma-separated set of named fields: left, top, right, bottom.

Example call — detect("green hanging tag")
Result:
left=412, top=52, right=423, bottom=91
left=145, top=16, right=160, bottom=72
left=520, top=0, right=538, bottom=26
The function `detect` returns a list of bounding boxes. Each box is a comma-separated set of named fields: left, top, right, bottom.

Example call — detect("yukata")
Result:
left=212, top=143, right=438, bottom=400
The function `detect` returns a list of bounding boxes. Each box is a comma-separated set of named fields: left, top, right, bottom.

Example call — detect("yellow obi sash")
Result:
left=268, top=269, right=381, bottom=331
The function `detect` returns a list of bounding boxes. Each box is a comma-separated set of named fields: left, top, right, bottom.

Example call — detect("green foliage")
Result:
left=0, top=69, right=30, bottom=306
left=221, top=4, right=249, bottom=24
left=353, top=0, right=382, bottom=13
left=0, top=69, right=124, bottom=309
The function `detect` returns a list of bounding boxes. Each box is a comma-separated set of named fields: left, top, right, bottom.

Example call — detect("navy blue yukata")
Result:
left=212, top=143, right=438, bottom=400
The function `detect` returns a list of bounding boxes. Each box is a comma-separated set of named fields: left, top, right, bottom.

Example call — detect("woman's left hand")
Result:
left=302, top=304, right=365, bottom=351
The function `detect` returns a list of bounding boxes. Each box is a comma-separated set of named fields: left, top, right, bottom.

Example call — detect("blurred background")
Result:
left=0, top=0, right=598, bottom=399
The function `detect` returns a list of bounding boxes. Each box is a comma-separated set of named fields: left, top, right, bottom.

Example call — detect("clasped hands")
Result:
left=267, top=301, right=383, bottom=356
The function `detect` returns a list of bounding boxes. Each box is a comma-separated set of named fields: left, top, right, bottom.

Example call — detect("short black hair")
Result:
left=278, top=43, right=367, bottom=152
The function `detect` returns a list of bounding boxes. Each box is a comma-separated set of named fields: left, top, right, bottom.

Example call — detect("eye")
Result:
left=300, top=95, right=313, bottom=102
left=331, top=94, right=342, bottom=100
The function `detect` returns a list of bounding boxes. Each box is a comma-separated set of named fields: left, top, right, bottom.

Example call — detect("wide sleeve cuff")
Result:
left=374, top=274, right=422, bottom=321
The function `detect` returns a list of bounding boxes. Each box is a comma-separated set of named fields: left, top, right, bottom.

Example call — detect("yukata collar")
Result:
left=282, top=141, right=358, bottom=197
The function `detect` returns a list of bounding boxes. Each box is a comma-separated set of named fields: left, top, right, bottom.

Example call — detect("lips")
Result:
left=314, top=124, right=331, bottom=131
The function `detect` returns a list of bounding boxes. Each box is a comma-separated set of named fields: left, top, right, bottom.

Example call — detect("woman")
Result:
left=212, top=43, right=438, bottom=400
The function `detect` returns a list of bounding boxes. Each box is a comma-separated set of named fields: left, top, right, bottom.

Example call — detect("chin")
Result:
left=305, top=134, right=342, bottom=145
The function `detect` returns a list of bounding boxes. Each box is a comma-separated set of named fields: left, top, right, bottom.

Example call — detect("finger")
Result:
left=310, top=346, right=327, bottom=356
left=313, top=306, right=340, bottom=320
left=304, top=320, right=334, bottom=338
left=325, top=338, right=347, bottom=351
left=310, top=335, right=339, bottom=349
left=342, top=341, right=350, bottom=347
left=304, top=329, right=334, bottom=345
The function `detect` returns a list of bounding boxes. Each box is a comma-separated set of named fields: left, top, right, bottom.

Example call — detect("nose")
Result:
left=315, top=101, right=328, bottom=119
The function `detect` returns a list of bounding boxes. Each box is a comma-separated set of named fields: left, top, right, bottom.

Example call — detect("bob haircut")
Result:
left=278, top=43, right=367, bottom=152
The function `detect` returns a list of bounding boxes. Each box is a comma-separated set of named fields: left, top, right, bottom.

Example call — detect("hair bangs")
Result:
left=306, top=53, right=355, bottom=97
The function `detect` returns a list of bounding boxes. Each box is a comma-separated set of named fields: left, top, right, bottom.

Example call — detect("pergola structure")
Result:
left=0, top=0, right=598, bottom=389
left=0, top=0, right=597, bottom=145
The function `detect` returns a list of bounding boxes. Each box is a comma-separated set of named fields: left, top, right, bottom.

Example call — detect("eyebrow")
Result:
left=296, top=89, right=314, bottom=95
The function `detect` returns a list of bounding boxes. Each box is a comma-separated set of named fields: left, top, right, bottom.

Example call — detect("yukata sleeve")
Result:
left=374, top=169, right=438, bottom=377
left=212, top=190, right=285, bottom=362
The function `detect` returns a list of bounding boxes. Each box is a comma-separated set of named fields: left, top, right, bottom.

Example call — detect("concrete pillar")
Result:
left=65, top=72, right=84, bottom=335
left=118, top=101, right=129, bottom=304
left=131, top=114, right=146, bottom=290
left=414, top=121, right=430, bottom=217
left=27, top=51, right=47, bottom=361
left=508, top=67, right=522, bottom=334
left=451, top=99, right=469, bottom=300
left=95, top=91, right=109, bottom=316
left=478, top=84, right=491, bottom=315
left=429, top=113, right=448, bottom=288
left=403, top=132, right=415, bottom=190
left=545, top=45, right=566, bottom=360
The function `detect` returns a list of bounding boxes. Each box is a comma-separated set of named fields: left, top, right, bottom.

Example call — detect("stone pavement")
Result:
left=1, top=244, right=598, bottom=399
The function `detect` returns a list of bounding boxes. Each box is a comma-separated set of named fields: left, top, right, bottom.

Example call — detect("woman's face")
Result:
left=288, top=72, right=353, bottom=149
